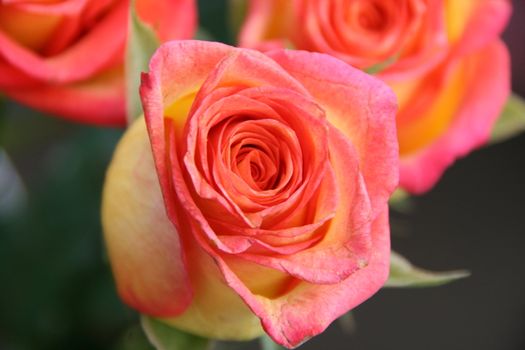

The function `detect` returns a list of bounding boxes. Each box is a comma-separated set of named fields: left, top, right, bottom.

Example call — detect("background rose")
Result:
left=102, top=40, right=398, bottom=348
left=0, top=0, right=196, bottom=126
left=393, top=0, right=511, bottom=192
left=239, top=0, right=511, bottom=193
left=239, top=0, right=447, bottom=77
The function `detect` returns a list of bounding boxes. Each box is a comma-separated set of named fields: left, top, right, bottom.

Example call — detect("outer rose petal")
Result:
left=238, top=0, right=294, bottom=49
left=102, top=118, right=192, bottom=317
left=136, top=0, right=197, bottom=41
left=446, top=0, right=511, bottom=51
left=104, top=117, right=264, bottom=340
left=267, top=49, right=399, bottom=217
left=0, top=60, right=38, bottom=88
left=399, top=41, right=510, bottom=193
left=141, top=41, right=235, bottom=225
left=160, top=224, right=265, bottom=341
left=5, top=67, right=126, bottom=126
left=210, top=208, right=391, bottom=348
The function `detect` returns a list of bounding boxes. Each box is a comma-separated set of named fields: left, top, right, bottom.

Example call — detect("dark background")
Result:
left=0, top=1, right=524, bottom=349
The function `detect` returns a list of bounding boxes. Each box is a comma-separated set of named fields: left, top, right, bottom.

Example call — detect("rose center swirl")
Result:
left=352, top=1, right=389, bottom=32
left=185, top=86, right=329, bottom=229
left=211, top=116, right=302, bottom=197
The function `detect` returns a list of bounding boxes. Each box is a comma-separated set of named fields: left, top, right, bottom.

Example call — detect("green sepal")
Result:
left=113, top=325, right=155, bottom=350
left=210, top=340, right=247, bottom=350
left=388, top=188, right=414, bottom=213
left=125, top=2, right=160, bottom=124
left=490, top=93, right=525, bottom=144
left=386, top=251, right=470, bottom=288
left=141, top=316, right=211, bottom=350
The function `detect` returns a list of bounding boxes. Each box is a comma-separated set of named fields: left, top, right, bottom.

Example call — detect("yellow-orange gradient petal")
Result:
left=393, top=60, right=465, bottom=156
left=160, top=236, right=265, bottom=341
left=0, top=6, right=61, bottom=51
left=102, top=118, right=192, bottom=317
left=445, top=0, right=478, bottom=42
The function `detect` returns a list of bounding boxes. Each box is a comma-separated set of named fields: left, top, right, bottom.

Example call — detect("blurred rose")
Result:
left=239, top=0, right=447, bottom=76
left=394, top=1, right=510, bottom=192
left=0, top=0, right=196, bottom=125
left=240, top=0, right=511, bottom=193
left=102, top=41, right=398, bottom=348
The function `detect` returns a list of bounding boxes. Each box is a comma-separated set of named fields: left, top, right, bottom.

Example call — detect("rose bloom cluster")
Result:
left=1, top=0, right=512, bottom=349
left=240, top=0, right=511, bottom=193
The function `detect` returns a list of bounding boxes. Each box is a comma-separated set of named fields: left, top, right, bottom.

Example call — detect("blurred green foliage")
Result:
left=0, top=102, right=132, bottom=350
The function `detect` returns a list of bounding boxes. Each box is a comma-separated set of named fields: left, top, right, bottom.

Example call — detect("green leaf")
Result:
left=490, top=93, right=525, bottom=144
left=141, top=316, right=211, bottom=350
left=259, top=335, right=286, bottom=350
left=125, top=3, right=160, bottom=124
left=386, top=251, right=470, bottom=288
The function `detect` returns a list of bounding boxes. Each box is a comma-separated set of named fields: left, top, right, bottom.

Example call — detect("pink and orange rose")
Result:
left=239, top=0, right=447, bottom=76
left=0, top=0, right=196, bottom=125
left=102, top=41, right=398, bottom=348
left=240, top=0, right=511, bottom=193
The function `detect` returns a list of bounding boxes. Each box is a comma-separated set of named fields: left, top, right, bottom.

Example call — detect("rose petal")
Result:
left=399, top=41, right=510, bottom=193
left=210, top=208, right=390, bottom=348
left=0, top=0, right=126, bottom=83
left=0, top=59, right=38, bottom=88
left=185, top=86, right=328, bottom=230
left=136, top=0, right=196, bottom=41
left=379, top=0, right=448, bottom=80
left=209, top=162, right=337, bottom=254
left=102, top=118, right=192, bottom=317
left=237, top=125, right=373, bottom=284
left=160, top=233, right=265, bottom=341
left=268, top=49, right=399, bottom=217
left=141, top=40, right=235, bottom=227
left=446, top=0, right=511, bottom=54
left=4, top=66, right=126, bottom=126
left=238, top=0, right=294, bottom=49
left=3, top=0, right=88, bottom=15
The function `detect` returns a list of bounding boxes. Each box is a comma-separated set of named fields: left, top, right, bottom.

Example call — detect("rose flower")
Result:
left=239, top=0, right=511, bottom=193
left=102, top=41, right=398, bottom=348
left=0, top=0, right=196, bottom=125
